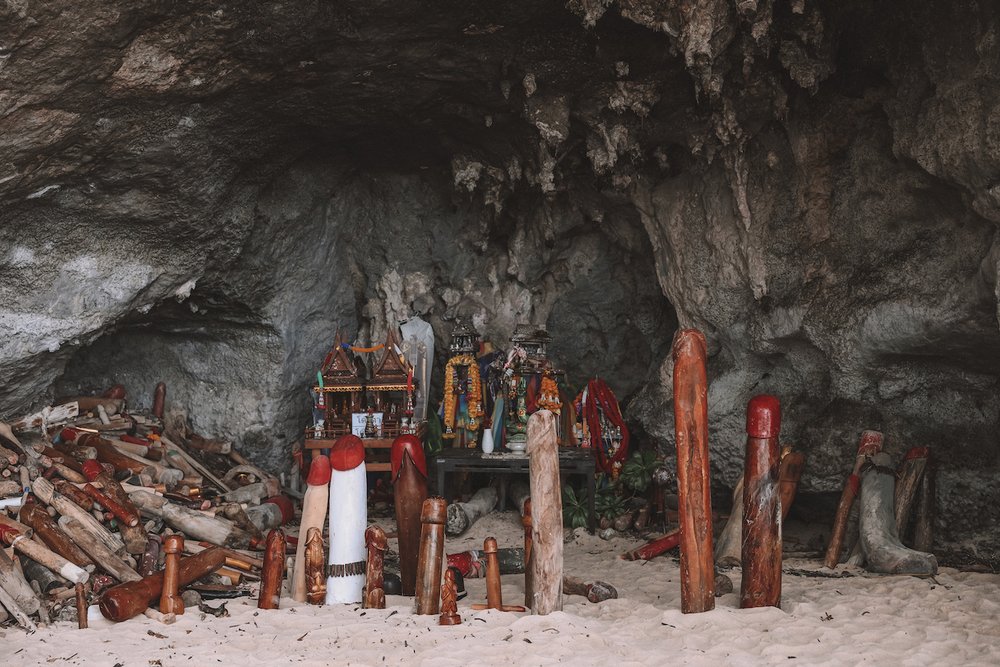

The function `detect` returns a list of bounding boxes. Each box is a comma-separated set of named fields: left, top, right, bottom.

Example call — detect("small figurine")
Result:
left=305, top=527, right=326, bottom=605
left=258, top=528, right=286, bottom=610
left=363, top=525, right=387, bottom=609
left=438, top=568, right=462, bottom=626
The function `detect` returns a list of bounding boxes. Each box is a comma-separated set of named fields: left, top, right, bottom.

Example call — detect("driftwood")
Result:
left=391, top=434, right=427, bottom=597
left=446, top=486, right=498, bottom=536
left=562, top=576, right=618, bottom=603
left=414, top=497, right=447, bottom=615
left=57, top=517, right=140, bottom=583
left=160, top=535, right=185, bottom=615
left=0, top=519, right=90, bottom=584
left=894, top=446, right=929, bottom=541
left=258, top=529, right=285, bottom=610
left=21, top=558, right=67, bottom=594
left=0, top=570, right=37, bottom=631
left=362, top=525, right=387, bottom=610
left=740, top=395, right=782, bottom=610
left=129, top=490, right=251, bottom=548
left=671, top=329, right=715, bottom=613
left=714, top=476, right=744, bottom=567
left=913, top=454, right=935, bottom=553
left=527, top=410, right=562, bottom=615
left=0, top=546, right=41, bottom=615
left=292, top=456, right=330, bottom=602
left=9, top=402, right=79, bottom=432
left=823, top=430, right=883, bottom=569
left=81, top=460, right=147, bottom=554
left=99, top=547, right=226, bottom=622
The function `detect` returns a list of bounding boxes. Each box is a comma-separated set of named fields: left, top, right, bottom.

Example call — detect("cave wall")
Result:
left=1, top=0, right=998, bottom=553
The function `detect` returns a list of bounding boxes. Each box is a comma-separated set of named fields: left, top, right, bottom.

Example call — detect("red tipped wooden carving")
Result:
left=740, top=395, right=782, bottom=609
left=258, top=529, right=286, bottom=609
left=823, top=430, right=883, bottom=568
left=160, top=535, right=185, bottom=615
left=671, top=329, right=715, bottom=613
left=392, top=435, right=428, bottom=597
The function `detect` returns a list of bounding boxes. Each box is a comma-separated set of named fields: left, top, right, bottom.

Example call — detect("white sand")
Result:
left=4, top=511, right=999, bottom=666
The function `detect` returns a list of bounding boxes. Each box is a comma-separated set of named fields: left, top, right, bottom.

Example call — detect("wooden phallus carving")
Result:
left=363, top=525, right=387, bottom=609
left=414, top=497, right=446, bottom=615
left=740, top=395, right=782, bottom=609
left=391, top=434, right=427, bottom=597
left=258, top=529, right=286, bottom=610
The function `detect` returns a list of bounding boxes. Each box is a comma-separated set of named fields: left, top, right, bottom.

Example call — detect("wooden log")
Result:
left=48, top=462, right=87, bottom=484
left=0, top=545, right=41, bottom=615
left=21, top=554, right=69, bottom=593
left=33, top=476, right=126, bottom=555
left=894, top=446, right=929, bottom=541
left=258, top=529, right=286, bottom=610
left=54, top=479, right=95, bottom=511
left=740, top=395, right=782, bottom=610
left=523, top=498, right=533, bottom=608
left=778, top=449, right=806, bottom=520
left=562, top=576, right=618, bottom=603
left=0, top=572, right=37, bottom=631
left=82, top=484, right=140, bottom=527
left=18, top=501, right=95, bottom=569
left=671, top=329, right=714, bottom=613
left=58, top=517, right=140, bottom=583
left=81, top=460, right=147, bottom=555
left=414, top=496, right=447, bottom=615
left=391, top=434, right=428, bottom=597
left=152, top=383, right=167, bottom=420
left=99, top=547, right=226, bottom=622
left=823, top=430, right=883, bottom=569
left=527, top=410, right=562, bottom=615
left=620, top=528, right=681, bottom=561
left=713, top=476, right=744, bottom=566
left=304, top=527, right=326, bottom=605
left=438, top=568, right=461, bottom=625
left=446, top=486, right=498, bottom=536
left=292, top=456, right=331, bottom=602
left=362, top=525, right=387, bottom=610
left=913, top=453, right=935, bottom=553
left=129, top=490, right=251, bottom=548
left=0, top=519, right=90, bottom=584
left=9, top=402, right=79, bottom=432
left=76, top=582, right=88, bottom=629
left=159, top=436, right=231, bottom=492
left=66, top=430, right=150, bottom=476
left=109, top=438, right=163, bottom=462
left=160, top=535, right=185, bottom=615
left=0, top=479, right=21, bottom=497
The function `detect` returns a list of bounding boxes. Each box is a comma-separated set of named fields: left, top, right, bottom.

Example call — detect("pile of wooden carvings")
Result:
left=0, top=386, right=289, bottom=631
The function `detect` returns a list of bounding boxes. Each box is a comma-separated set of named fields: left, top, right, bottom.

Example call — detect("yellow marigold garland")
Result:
left=443, top=354, right=484, bottom=433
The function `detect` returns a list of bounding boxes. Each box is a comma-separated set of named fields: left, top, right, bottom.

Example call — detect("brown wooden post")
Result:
left=414, top=496, right=446, bottom=615
left=484, top=536, right=503, bottom=609
left=363, top=525, right=387, bottom=609
left=894, top=447, right=929, bottom=541
left=740, top=395, right=782, bottom=609
left=160, top=535, right=184, bottom=615
left=100, top=547, right=226, bottom=622
left=671, top=328, right=715, bottom=612
left=258, top=529, right=286, bottom=609
left=76, top=583, right=88, bottom=629
left=913, top=452, right=935, bottom=553
left=823, top=430, right=883, bottom=568
left=778, top=448, right=806, bottom=520
left=152, top=382, right=167, bottom=420
left=391, top=434, right=427, bottom=597
left=527, top=410, right=562, bottom=615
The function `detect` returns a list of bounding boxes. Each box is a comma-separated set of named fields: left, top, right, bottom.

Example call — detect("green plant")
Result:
left=594, top=484, right=627, bottom=520
left=620, top=449, right=660, bottom=494
left=562, top=484, right=590, bottom=529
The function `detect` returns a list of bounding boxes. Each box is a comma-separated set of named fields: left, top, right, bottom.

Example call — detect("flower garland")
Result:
left=443, top=354, right=484, bottom=433
left=537, top=373, right=562, bottom=414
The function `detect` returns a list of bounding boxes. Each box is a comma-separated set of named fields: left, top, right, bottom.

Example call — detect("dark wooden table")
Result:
left=433, top=447, right=596, bottom=533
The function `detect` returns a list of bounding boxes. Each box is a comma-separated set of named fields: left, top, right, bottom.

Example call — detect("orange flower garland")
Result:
left=537, top=374, right=562, bottom=414
left=443, top=354, right=484, bottom=433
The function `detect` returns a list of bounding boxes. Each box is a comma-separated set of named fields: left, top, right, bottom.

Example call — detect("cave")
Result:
left=2, top=0, right=999, bottom=661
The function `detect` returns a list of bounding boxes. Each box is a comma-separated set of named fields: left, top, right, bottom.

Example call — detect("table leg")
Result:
left=437, top=463, right=447, bottom=499
left=587, top=471, right=596, bottom=534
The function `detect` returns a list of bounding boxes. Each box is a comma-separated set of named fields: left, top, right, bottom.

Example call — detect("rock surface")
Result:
left=0, top=1, right=998, bottom=554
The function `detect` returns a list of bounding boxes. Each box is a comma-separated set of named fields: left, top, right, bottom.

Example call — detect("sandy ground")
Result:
left=3, top=511, right=999, bottom=667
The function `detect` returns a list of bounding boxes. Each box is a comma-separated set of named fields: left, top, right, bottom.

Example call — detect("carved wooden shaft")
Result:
left=152, top=382, right=167, bottom=420
left=363, top=525, right=387, bottom=609
left=894, top=447, right=929, bottom=541
left=160, top=535, right=185, bottom=615
left=19, top=501, right=95, bottom=568
left=304, top=527, right=326, bottom=605
left=913, top=453, right=935, bottom=553
left=522, top=498, right=533, bottom=608
left=54, top=479, right=96, bottom=511
left=258, top=529, right=286, bottom=610
left=621, top=528, right=681, bottom=561
left=740, top=395, right=782, bottom=610
left=292, top=456, right=330, bottom=602
left=391, top=435, right=427, bottom=597
left=671, top=328, right=715, bottom=613
left=438, top=568, right=462, bottom=626
left=33, top=477, right=127, bottom=558
left=82, top=483, right=140, bottom=527
left=0, top=521, right=90, bottom=584
left=778, top=449, right=806, bottom=520
left=82, top=459, right=147, bottom=554
left=326, top=435, right=367, bottom=605
left=527, top=410, right=562, bottom=615
left=484, top=536, right=503, bottom=609
left=414, top=496, right=447, bottom=615
left=58, top=517, right=140, bottom=582
left=99, top=547, right=226, bottom=622
left=823, top=430, right=883, bottom=568
left=76, top=582, right=88, bottom=629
